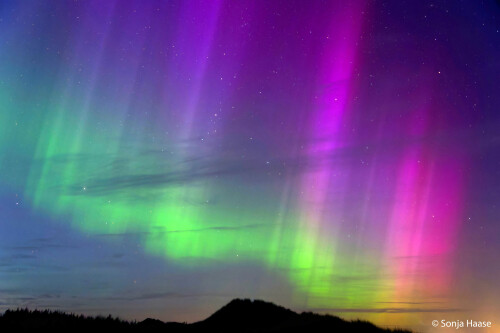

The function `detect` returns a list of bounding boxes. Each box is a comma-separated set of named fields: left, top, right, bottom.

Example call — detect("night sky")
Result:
left=0, top=1, right=499, bottom=332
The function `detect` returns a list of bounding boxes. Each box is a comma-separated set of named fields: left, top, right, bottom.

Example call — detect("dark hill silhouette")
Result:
left=195, top=298, right=298, bottom=329
left=0, top=298, right=412, bottom=333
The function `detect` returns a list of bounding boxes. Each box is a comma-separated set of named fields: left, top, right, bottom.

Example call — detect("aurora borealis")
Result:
left=1, top=0, right=499, bottom=331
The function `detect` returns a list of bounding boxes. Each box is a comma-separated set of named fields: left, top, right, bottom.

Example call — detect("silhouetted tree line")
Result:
left=0, top=299, right=413, bottom=332
left=0, top=308, right=135, bottom=331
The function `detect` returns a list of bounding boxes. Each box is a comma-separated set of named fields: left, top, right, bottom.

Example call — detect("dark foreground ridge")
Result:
left=0, top=298, right=412, bottom=332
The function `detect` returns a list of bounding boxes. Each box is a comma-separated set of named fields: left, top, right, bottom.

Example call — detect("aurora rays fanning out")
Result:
left=1, top=1, right=499, bottom=332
